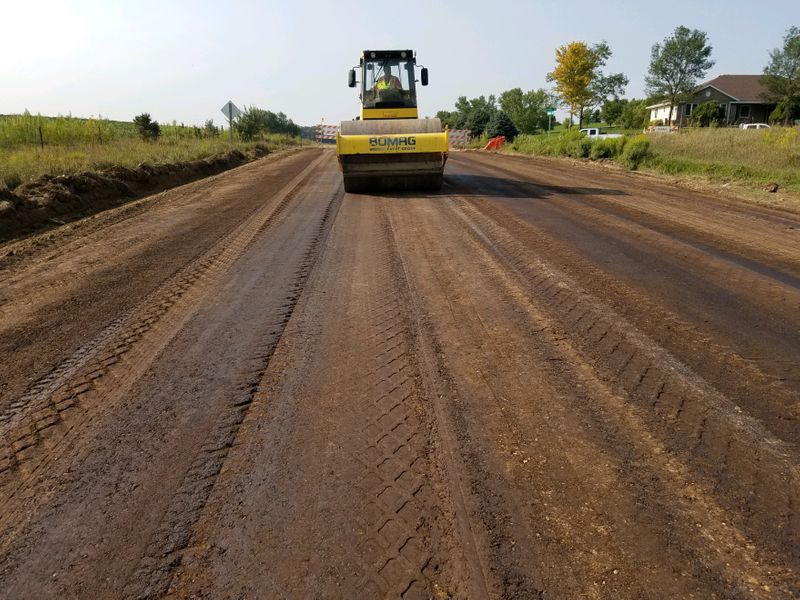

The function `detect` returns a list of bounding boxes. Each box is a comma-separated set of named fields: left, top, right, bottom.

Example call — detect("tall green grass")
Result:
left=0, top=136, right=301, bottom=190
left=0, top=113, right=136, bottom=148
left=511, top=130, right=651, bottom=169
left=646, top=127, right=800, bottom=191
left=509, top=127, right=800, bottom=191
left=0, top=113, right=226, bottom=150
left=0, top=113, right=303, bottom=189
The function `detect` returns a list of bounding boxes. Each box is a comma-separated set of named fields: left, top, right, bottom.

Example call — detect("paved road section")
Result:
left=0, top=148, right=798, bottom=599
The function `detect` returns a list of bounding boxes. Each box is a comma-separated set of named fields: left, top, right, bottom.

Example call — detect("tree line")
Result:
left=437, top=25, right=800, bottom=137
left=235, top=107, right=300, bottom=140
left=132, top=106, right=302, bottom=142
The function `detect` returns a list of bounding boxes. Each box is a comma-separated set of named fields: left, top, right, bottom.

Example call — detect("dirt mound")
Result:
left=0, top=146, right=268, bottom=242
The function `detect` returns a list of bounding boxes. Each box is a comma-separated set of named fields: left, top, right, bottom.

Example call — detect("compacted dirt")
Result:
left=0, top=147, right=798, bottom=599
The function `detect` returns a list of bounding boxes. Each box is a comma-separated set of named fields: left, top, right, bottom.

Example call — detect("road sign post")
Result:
left=220, top=101, right=242, bottom=143
left=547, top=107, right=557, bottom=134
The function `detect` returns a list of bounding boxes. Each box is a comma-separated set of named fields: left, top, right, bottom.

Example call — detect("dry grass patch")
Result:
left=646, top=127, right=800, bottom=192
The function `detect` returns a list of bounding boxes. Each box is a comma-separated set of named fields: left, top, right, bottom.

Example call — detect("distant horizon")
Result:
left=1, top=0, right=794, bottom=127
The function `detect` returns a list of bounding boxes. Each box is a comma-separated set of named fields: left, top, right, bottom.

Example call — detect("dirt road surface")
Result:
left=1, top=147, right=798, bottom=599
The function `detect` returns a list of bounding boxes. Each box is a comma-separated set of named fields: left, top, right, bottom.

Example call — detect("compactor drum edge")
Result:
left=336, top=49, right=448, bottom=193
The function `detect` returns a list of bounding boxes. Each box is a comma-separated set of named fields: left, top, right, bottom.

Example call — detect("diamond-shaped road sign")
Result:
left=221, top=101, right=242, bottom=120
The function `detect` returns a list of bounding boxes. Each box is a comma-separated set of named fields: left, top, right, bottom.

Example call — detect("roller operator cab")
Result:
left=336, top=50, right=448, bottom=193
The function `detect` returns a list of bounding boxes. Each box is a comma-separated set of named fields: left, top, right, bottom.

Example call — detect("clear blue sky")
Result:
left=0, top=0, right=793, bottom=126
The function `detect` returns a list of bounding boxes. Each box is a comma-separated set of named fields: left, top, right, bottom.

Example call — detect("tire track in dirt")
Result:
left=386, top=192, right=797, bottom=597
left=162, top=196, right=483, bottom=600
left=443, top=194, right=799, bottom=593
left=454, top=152, right=800, bottom=272
left=0, top=153, right=328, bottom=550
left=121, top=163, right=343, bottom=600
left=445, top=159, right=800, bottom=446
left=0, top=149, right=321, bottom=411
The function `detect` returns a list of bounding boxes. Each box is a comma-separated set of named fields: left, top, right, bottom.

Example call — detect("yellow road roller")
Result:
left=336, top=49, right=448, bottom=193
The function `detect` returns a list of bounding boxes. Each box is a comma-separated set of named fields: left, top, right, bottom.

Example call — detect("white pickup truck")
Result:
left=579, top=128, right=623, bottom=140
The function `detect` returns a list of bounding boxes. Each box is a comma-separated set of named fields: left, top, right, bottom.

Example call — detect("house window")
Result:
left=740, top=105, right=751, bottom=118
left=684, top=104, right=694, bottom=117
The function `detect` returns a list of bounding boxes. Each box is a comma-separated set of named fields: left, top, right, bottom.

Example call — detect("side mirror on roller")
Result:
left=421, top=68, right=429, bottom=86
left=348, top=69, right=356, bottom=88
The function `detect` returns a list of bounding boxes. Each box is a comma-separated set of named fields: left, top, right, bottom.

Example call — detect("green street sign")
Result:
left=547, top=107, right=557, bottom=116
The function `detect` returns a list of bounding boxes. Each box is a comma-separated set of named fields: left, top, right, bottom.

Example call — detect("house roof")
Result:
left=695, top=75, right=771, bottom=103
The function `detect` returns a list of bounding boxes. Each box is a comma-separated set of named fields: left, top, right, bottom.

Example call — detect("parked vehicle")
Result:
left=579, top=128, right=623, bottom=140
left=739, top=123, right=771, bottom=130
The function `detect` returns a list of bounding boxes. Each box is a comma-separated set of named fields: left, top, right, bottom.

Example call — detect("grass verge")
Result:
left=0, top=135, right=305, bottom=190
left=644, top=128, right=800, bottom=193
left=511, top=130, right=652, bottom=170
left=506, top=127, right=800, bottom=197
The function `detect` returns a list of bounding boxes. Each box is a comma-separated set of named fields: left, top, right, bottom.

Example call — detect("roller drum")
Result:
left=337, top=118, right=447, bottom=193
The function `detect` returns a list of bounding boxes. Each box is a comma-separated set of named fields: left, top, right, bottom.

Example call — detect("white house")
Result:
left=646, top=102, right=674, bottom=124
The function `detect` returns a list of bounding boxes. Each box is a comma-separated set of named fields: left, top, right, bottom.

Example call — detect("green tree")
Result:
left=485, top=111, right=519, bottom=140
left=691, top=101, right=724, bottom=127
left=436, top=110, right=455, bottom=128
left=133, top=113, right=161, bottom=141
left=601, top=98, right=628, bottom=126
left=762, top=26, right=800, bottom=124
left=770, top=98, right=800, bottom=123
left=583, top=42, right=628, bottom=124
left=440, top=95, right=498, bottom=136
left=618, top=99, right=649, bottom=129
left=499, top=88, right=551, bottom=134
left=645, top=26, right=715, bottom=126
left=236, top=106, right=269, bottom=140
left=236, top=107, right=301, bottom=140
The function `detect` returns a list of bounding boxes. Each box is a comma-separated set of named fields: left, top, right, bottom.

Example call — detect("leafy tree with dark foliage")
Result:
left=762, top=26, right=800, bottom=124
left=691, top=101, right=724, bottom=127
left=437, top=96, right=498, bottom=136
left=618, top=99, right=650, bottom=129
left=499, top=88, right=552, bottom=134
left=134, top=113, right=161, bottom=141
left=236, top=106, right=301, bottom=141
left=601, top=98, right=627, bottom=126
left=485, top=111, right=519, bottom=141
left=203, top=119, right=219, bottom=137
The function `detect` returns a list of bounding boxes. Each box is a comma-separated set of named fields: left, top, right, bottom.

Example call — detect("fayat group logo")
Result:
left=368, top=136, right=417, bottom=151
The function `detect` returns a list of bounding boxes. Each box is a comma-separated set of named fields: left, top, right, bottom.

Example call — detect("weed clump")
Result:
left=590, top=137, right=626, bottom=160
left=619, top=136, right=650, bottom=169
left=513, top=130, right=629, bottom=162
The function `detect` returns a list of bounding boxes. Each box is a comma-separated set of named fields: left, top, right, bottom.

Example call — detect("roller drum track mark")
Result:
left=0, top=155, right=328, bottom=530
left=121, top=168, right=343, bottom=600
left=447, top=196, right=800, bottom=574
